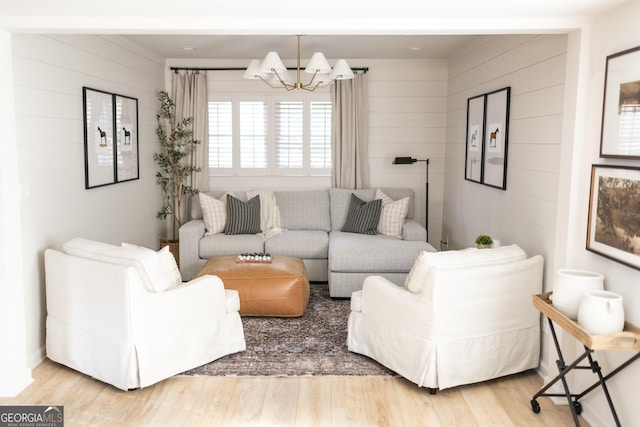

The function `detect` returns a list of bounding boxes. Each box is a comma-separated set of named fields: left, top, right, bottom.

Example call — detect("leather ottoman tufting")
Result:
left=195, top=255, right=310, bottom=317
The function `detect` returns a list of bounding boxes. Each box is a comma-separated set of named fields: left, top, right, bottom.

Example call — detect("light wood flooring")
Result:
left=0, top=359, right=589, bottom=426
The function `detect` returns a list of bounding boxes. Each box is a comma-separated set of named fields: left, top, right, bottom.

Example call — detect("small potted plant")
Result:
left=154, top=91, right=201, bottom=265
left=475, top=234, right=493, bottom=249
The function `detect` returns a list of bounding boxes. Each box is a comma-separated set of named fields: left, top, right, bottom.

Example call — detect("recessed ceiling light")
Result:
left=409, top=46, right=422, bottom=51
left=180, top=46, right=196, bottom=51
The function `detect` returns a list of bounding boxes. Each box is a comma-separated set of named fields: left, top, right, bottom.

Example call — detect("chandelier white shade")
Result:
left=244, top=35, right=354, bottom=91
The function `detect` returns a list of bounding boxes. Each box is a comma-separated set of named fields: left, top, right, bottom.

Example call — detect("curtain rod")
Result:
left=170, top=66, right=368, bottom=73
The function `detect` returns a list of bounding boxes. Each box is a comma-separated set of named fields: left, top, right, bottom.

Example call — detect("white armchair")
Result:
left=44, top=238, right=246, bottom=390
left=347, top=244, right=543, bottom=392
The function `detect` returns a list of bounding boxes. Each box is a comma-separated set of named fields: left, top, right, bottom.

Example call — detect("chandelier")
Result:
left=243, top=35, right=354, bottom=91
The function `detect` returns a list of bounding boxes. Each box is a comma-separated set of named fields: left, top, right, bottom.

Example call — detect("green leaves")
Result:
left=154, top=90, right=202, bottom=238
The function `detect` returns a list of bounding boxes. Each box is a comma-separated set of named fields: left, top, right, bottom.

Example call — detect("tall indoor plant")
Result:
left=154, top=90, right=200, bottom=263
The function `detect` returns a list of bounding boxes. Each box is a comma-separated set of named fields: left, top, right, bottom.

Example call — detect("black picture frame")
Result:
left=464, top=87, right=510, bottom=190
left=83, top=87, right=139, bottom=189
left=600, top=45, right=640, bottom=159
left=115, top=94, right=139, bottom=182
left=465, top=94, right=485, bottom=183
left=587, top=164, right=640, bottom=270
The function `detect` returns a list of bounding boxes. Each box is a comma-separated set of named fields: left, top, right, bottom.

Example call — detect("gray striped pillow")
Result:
left=341, top=193, right=382, bottom=235
left=225, top=194, right=262, bottom=235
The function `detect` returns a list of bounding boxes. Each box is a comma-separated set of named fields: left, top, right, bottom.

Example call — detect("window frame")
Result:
left=207, top=91, right=331, bottom=177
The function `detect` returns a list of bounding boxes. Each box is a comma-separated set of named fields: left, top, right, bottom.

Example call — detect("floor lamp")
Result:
left=392, top=157, right=429, bottom=242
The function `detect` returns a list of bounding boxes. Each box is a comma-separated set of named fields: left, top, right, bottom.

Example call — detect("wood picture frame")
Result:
left=600, top=45, right=640, bottom=159
left=587, top=164, right=640, bottom=270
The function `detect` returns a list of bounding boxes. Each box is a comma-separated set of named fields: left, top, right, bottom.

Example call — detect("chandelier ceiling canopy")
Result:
left=243, top=35, right=354, bottom=91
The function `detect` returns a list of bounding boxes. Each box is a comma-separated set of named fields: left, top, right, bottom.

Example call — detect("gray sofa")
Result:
left=179, top=188, right=436, bottom=297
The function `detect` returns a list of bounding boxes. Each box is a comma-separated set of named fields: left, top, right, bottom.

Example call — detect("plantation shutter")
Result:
left=239, top=101, right=267, bottom=169
left=276, top=101, right=304, bottom=169
left=208, top=101, right=233, bottom=168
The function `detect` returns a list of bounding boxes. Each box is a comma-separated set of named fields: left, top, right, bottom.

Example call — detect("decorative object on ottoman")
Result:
left=552, top=269, right=604, bottom=319
left=196, top=255, right=310, bottom=317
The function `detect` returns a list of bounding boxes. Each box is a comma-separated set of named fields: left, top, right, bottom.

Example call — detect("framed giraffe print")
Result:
left=83, top=87, right=139, bottom=188
left=463, top=87, right=511, bottom=190
left=83, top=87, right=116, bottom=188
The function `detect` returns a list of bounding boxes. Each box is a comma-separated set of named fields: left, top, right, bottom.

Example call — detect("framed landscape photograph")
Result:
left=83, top=87, right=115, bottom=189
left=600, top=45, right=640, bottom=159
left=465, top=94, right=485, bottom=183
left=587, top=164, right=640, bottom=270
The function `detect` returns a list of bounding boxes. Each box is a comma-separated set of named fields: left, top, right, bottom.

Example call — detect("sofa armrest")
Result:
left=402, top=219, right=427, bottom=241
left=179, top=219, right=206, bottom=280
left=358, top=275, right=432, bottom=337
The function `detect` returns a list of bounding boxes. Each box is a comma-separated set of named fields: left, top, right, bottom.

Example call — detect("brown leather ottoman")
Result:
left=195, top=255, right=310, bottom=317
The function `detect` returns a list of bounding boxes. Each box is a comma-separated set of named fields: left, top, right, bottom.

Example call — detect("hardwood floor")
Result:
left=0, top=359, right=589, bottom=426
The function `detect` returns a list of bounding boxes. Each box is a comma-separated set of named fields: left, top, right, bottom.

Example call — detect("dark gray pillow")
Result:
left=341, top=193, right=382, bottom=235
left=225, top=194, right=262, bottom=235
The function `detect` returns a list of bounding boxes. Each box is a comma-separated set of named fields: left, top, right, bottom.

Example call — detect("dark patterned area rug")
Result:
left=181, top=284, right=396, bottom=377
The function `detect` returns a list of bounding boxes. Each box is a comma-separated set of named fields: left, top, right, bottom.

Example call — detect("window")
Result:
left=208, top=94, right=331, bottom=176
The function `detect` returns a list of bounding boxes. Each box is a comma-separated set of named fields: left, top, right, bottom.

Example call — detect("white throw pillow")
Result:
left=63, top=238, right=172, bottom=293
left=375, top=189, right=409, bottom=239
left=157, top=245, right=182, bottom=288
left=121, top=242, right=181, bottom=291
left=200, top=192, right=232, bottom=235
left=404, top=245, right=527, bottom=294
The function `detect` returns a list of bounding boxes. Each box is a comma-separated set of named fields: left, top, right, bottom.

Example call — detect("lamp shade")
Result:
left=260, top=51, right=287, bottom=73
left=305, top=52, right=332, bottom=74
left=243, top=59, right=266, bottom=79
left=392, top=157, right=417, bottom=164
left=330, top=59, right=355, bottom=80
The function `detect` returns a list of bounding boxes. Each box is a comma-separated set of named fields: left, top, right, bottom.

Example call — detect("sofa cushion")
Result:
left=342, top=193, right=382, bottom=235
left=329, top=231, right=432, bottom=272
left=200, top=192, right=232, bottom=235
left=199, top=233, right=265, bottom=258
left=225, top=194, right=262, bottom=235
left=63, top=238, right=173, bottom=292
left=276, top=190, right=330, bottom=231
left=265, top=230, right=329, bottom=259
left=376, top=189, right=410, bottom=239
left=404, top=244, right=528, bottom=294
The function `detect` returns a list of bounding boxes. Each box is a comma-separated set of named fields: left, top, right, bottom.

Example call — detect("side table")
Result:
left=531, top=292, right=640, bottom=426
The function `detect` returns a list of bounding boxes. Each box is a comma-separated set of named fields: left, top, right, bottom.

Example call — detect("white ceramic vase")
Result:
left=552, top=269, right=604, bottom=319
left=577, top=290, right=625, bottom=336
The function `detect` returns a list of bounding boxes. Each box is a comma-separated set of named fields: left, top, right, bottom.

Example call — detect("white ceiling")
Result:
left=123, top=34, right=479, bottom=60
left=1, top=0, right=630, bottom=60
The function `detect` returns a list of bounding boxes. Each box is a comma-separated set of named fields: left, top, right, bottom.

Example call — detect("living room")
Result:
left=1, top=1, right=640, bottom=426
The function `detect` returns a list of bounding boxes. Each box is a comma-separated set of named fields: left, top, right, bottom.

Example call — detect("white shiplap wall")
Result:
left=367, top=58, right=448, bottom=247
left=443, top=34, right=567, bottom=273
left=12, top=34, right=165, bottom=366
left=167, top=58, right=447, bottom=246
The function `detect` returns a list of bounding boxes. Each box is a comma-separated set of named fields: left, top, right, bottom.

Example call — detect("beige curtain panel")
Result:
left=331, top=73, right=370, bottom=189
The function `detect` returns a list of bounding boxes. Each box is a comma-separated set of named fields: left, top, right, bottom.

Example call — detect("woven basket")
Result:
left=160, top=238, right=180, bottom=268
